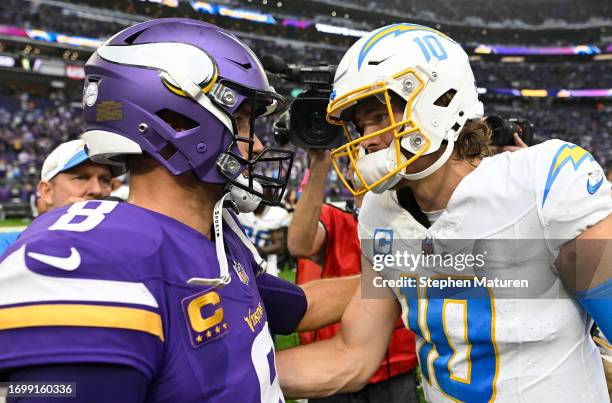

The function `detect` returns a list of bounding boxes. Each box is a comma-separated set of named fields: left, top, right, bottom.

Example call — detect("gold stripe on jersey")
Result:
left=0, top=304, right=164, bottom=341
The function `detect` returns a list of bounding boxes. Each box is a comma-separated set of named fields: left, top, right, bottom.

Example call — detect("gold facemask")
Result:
left=327, top=67, right=431, bottom=196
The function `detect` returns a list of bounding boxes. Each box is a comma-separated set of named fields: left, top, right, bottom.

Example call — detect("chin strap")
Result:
left=354, top=140, right=405, bottom=194
left=399, top=137, right=455, bottom=181
left=229, top=175, right=263, bottom=213
left=222, top=208, right=268, bottom=276
left=186, top=192, right=267, bottom=289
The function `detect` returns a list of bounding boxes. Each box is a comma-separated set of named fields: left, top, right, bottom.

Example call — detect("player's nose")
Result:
left=360, top=122, right=390, bottom=153
left=360, top=131, right=384, bottom=153
left=252, top=134, right=264, bottom=156
left=86, top=178, right=107, bottom=198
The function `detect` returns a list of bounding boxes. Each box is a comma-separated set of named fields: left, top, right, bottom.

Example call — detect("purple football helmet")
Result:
left=82, top=18, right=293, bottom=204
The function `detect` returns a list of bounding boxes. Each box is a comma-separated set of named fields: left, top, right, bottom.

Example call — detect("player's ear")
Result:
left=37, top=180, right=54, bottom=214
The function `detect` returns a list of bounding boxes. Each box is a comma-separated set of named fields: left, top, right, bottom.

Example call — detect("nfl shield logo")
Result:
left=233, top=260, right=249, bottom=285
left=422, top=238, right=434, bottom=255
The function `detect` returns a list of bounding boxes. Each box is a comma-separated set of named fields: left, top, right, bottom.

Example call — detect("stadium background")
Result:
left=0, top=0, right=609, bottom=399
left=0, top=0, right=610, bottom=226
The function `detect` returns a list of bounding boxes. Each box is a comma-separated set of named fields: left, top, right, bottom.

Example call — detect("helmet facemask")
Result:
left=328, top=67, right=433, bottom=196
left=215, top=79, right=294, bottom=206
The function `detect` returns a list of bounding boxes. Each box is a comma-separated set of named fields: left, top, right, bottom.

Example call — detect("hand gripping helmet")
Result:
left=327, top=23, right=483, bottom=195
left=82, top=18, right=293, bottom=205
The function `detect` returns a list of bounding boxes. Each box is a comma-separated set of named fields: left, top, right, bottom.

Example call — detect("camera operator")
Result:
left=287, top=149, right=419, bottom=403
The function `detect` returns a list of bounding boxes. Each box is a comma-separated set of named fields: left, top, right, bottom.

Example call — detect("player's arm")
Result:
left=537, top=141, right=612, bottom=338
left=258, top=272, right=359, bottom=334
left=277, top=257, right=400, bottom=398
left=287, top=149, right=330, bottom=258
left=296, top=274, right=360, bottom=332
left=557, top=213, right=612, bottom=338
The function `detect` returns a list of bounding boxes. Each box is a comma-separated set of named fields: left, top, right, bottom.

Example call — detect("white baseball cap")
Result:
left=41, top=139, right=91, bottom=182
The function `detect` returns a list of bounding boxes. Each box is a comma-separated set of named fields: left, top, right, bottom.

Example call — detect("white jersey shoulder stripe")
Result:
left=0, top=246, right=159, bottom=308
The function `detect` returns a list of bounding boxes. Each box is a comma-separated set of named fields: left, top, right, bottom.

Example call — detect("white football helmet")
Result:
left=327, top=23, right=483, bottom=195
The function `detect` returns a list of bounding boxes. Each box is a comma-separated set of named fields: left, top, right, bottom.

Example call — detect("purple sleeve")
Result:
left=257, top=273, right=307, bottom=335
left=6, top=364, right=148, bottom=403
left=0, top=326, right=162, bottom=382
left=0, top=203, right=165, bottom=380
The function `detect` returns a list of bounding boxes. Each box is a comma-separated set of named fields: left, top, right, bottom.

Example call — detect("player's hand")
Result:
left=308, top=148, right=331, bottom=162
left=490, top=132, right=529, bottom=155
left=307, top=149, right=332, bottom=168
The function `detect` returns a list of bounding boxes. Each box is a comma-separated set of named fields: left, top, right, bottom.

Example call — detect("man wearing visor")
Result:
left=0, top=139, right=114, bottom=256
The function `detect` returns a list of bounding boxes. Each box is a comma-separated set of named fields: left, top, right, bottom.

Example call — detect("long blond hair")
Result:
left=453, top=118, right=493, bottom=161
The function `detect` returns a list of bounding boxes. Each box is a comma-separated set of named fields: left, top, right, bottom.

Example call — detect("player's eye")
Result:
left=373, top=114, right=388, bottom=124
left=100, top=177, right=112, bottom=187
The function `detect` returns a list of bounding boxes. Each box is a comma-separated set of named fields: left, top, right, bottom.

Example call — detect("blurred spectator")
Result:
left=0, top=87, right=85, bottom=204
left=238, top=202, right=292, bottom=277
left=0, top=139, right=114, bottom=256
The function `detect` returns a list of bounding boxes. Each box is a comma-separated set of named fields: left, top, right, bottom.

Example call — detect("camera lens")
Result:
left=507, top=122, right=521, bottom=135
left=309, top=112, right=326, bottom=135
left=288, top=90, right=344, bottom=149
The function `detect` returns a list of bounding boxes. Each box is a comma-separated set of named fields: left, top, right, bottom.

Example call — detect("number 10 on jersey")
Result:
left=399, top=275, right=498, bottom=402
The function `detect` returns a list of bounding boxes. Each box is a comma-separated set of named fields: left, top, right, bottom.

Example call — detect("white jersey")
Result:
left=359, top=140, right=611, bottom=403
left=238, top=206, right=291, bottom=249
left=238, top=206, right=291, bottom=277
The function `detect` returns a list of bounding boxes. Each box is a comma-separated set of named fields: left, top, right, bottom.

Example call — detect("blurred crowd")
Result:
left=319, top=0, right=611, bottom=25
left=0, top=0, right=610, bottom=210
left=0, top=82, right=609, bottom=208
left=0, top=1, right=126, bottom=38
left=0, top=89, right=83, bottom=204
left=0, top=0, right=356, bottom=50
left=475, top=61, right=612, bottom=90
left=486, top=100, right=612, bottom=165
left=0, top=0, right=608, bottom=52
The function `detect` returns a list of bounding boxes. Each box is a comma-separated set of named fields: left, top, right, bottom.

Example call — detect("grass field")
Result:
left=0, top=218, right=30, bottom=230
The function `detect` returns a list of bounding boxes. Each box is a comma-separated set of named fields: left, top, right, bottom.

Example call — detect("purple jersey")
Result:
left=0, top=200, right=284, bottom=403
